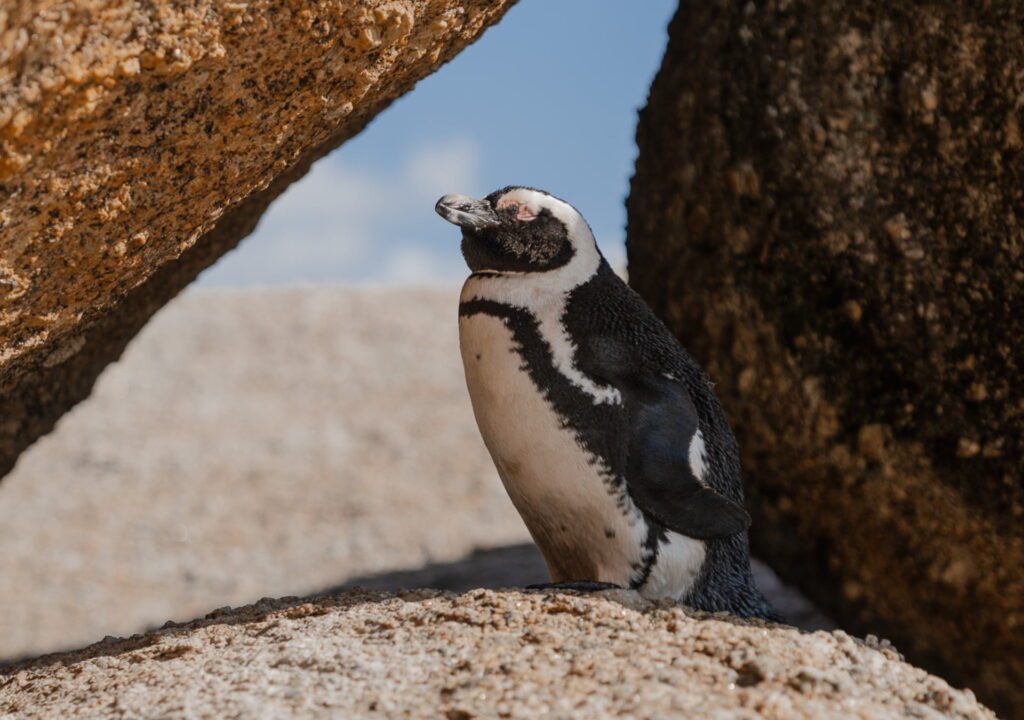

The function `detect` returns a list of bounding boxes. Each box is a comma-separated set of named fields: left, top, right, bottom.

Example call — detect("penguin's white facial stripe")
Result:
left=467, top=192, right=602, bottom=293
left=688, top=430, right=708, bottom=482
left=493, top=188, right=592, bottom=252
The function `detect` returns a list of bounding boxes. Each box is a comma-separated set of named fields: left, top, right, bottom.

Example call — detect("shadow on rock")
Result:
left=0, top=544, right=834, bottom=673
left=324, top=543, right=835, bottom=632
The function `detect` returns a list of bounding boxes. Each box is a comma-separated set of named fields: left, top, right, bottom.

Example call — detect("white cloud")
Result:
left=405, top=136, right=481, bottom=200
left=378, top=244, right=462, bottom=285
left=199, top=136, right=482, bottom=287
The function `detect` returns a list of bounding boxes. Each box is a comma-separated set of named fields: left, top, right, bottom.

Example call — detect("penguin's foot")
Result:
left=527, top=581, right=622, bottom=593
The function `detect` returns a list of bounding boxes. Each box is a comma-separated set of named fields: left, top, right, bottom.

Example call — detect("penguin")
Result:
left=435, top=186, right=777, bottom=620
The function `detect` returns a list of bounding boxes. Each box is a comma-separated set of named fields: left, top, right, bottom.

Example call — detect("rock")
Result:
left=626, top=1, right=1023, bottom=715
left=0, top=0, right=515, bottom=481
left=0, top=287, right=528, bottom=658
left=0, top=589, right=995, bottom=719
left=0, top=286, right=832, bottom=660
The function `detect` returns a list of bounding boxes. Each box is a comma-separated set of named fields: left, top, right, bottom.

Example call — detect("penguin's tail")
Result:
left=751, top=594, right=786, bottom=624
left=729, top=587, right=786, bottom=624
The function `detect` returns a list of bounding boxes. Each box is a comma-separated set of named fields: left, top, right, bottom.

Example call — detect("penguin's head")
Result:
left=435, top=186, right=598, bottom=275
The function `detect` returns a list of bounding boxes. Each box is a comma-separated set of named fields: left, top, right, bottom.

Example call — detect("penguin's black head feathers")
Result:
left=436, top=187, right=598, bottom=275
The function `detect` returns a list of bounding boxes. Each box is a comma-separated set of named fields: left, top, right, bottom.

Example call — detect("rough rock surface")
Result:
left=0, top=0, right=515, bottom=481
left=0, top=286, right=525, bottom=658
left=626, top=2, right=1023, bottom=715
left=0, top=286, right=832, bottom=661
left=0, top=589, right=995, bottom=719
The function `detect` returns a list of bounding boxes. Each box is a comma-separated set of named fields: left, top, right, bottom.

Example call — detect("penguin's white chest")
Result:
left=458, top=311, right=647, bottom=586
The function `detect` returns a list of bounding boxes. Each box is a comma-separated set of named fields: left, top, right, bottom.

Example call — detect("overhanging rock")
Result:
left=0, top=0, right=515, bottom=479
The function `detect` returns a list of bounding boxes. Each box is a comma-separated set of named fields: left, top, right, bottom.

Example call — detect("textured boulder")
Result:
left=0, top=286, right=831, bottom=661
left=0, top=0, right=514, bottom=480
left=626, top=2, right=1023, bottom=715
left=0, top=589, right=995, bottom=719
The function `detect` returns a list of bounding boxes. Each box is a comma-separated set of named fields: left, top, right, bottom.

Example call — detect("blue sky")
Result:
left=199, top=0, right=677, bottom=286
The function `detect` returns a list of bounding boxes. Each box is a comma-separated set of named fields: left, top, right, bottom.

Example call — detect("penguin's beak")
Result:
left=435, top=194, right=500, bottom=230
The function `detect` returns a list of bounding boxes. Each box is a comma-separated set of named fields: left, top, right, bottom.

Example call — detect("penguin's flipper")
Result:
left=623, top=374, right=751, bottom=540
left=632, top=480, right=751, bottom=540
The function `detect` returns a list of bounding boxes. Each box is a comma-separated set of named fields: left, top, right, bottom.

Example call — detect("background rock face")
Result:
left=0, top=0, right=514, bottom=481
left=0, top=589, right=995, bottom=720
left=627, top=2, right=1023, bottom=715
left=0, top=287, right=528, bottom=658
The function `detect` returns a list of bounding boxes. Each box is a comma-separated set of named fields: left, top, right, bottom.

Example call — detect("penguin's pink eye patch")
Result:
left=496, top=198, right=537, bottom=221
left=516, top=205, right=537, bottom=221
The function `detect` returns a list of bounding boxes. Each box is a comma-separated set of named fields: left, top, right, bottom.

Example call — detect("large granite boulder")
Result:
left=0, top=0, right=514, bottom=480
left=0, top=589, right=995, bottom=719
left=627, top=1, right=1023, bottom=715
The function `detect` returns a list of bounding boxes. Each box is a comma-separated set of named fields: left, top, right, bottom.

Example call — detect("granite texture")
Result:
left=0, top=286, right=832, bottom=662
left=0, top=0, right=515, bottom=481
left=626, top=1, right=1024, bottom=716
left=0, top=589, right=995, bottom=719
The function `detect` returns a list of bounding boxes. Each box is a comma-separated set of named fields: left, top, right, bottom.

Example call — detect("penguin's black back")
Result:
left=564, top=260, right=777, bottom=620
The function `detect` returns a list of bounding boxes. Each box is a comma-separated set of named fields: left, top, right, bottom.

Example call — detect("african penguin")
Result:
left=435, top=186, right=777, bottom=620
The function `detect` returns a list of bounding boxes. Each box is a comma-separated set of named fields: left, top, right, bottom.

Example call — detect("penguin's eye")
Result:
left=515, top=204, right=537, bottom=222
left=496, top=198, right=537, bottom=222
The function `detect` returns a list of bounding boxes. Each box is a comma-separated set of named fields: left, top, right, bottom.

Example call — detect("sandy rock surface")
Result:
left=627, top=2, right=1024, bottom=714
left=0, top=589, right=994, bottom=720
left=0, top=286, right=524, bottom=659
left=0, top=286, right=831, bottom=664
left=0, top=0, right=515, bottom=482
